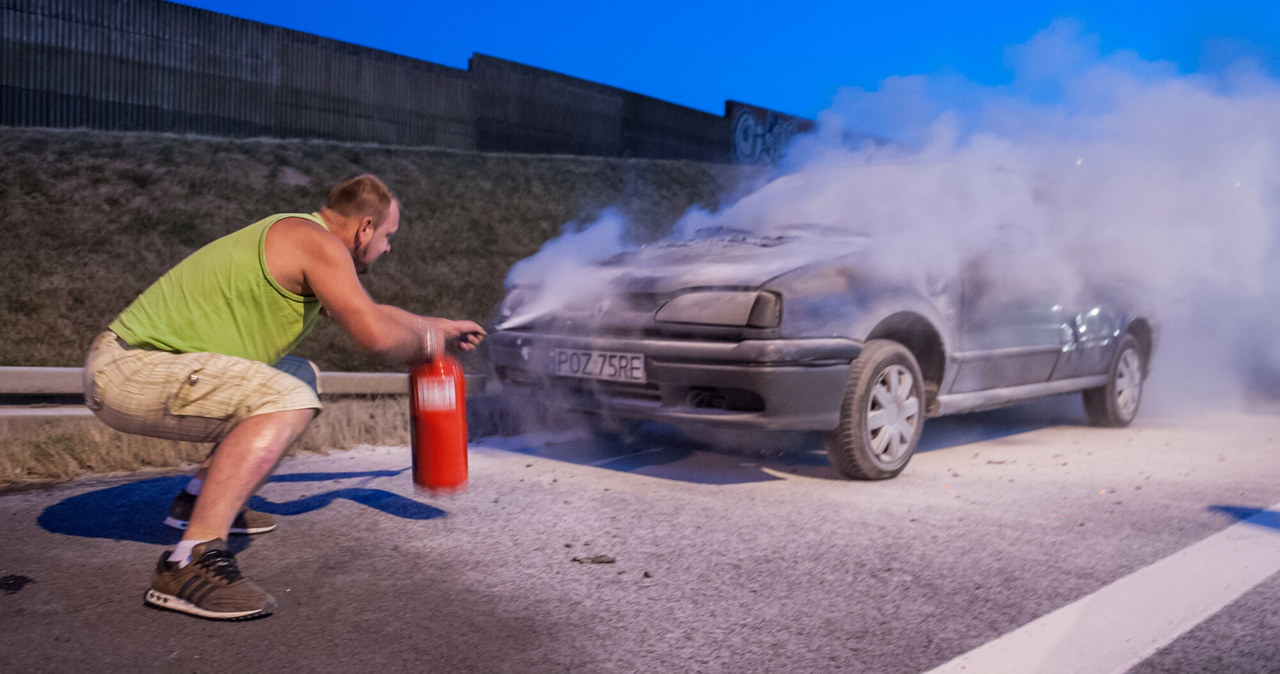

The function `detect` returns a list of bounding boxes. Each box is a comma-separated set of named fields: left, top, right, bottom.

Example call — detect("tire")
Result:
left=824, top=340, right=925, bottom=480
left=1083, top=333, right=1144, bottom=427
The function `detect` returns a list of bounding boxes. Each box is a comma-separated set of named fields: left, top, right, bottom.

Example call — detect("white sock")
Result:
left=167, top=539, right=204, bottom=568
left=184, top=477, right=203, bottom=496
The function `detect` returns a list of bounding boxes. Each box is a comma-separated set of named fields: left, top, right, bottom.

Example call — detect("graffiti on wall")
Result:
left=728, top=102, right=814, bottom=165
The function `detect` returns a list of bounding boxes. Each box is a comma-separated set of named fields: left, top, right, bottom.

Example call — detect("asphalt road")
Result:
left=3, top=395, right=1280, bottom=673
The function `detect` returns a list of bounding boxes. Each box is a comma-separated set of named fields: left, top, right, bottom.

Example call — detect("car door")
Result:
left=948, top=257, right=1074, bottom=394
left=1050, top=305, right=1122, bottom=381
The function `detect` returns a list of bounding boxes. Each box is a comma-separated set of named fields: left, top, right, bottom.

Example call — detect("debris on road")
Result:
left=572, top=555, right=616, bottom=564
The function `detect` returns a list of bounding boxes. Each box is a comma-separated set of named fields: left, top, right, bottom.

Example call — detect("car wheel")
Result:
left=824, top=339, right=925, bottom=480
left=1083, top=333, right=1144, bottom=427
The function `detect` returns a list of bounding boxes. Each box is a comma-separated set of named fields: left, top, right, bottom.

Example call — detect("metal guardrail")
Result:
left=0, top=366, right=487, bottom=397
left=0, top=367, right=85, bottom=395
left=0, top=367, right=504, bottom=426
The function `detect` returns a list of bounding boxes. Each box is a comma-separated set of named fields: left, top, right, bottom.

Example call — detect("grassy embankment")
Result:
left=0, top=126, right=759, bottom=488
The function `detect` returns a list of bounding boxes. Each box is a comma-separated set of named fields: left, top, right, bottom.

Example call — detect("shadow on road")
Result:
left=480, top=394, right=1091, bottom=486
left=481, top=425, right=805, bottom=486
left=1210, top=505, right=1280, bottom=531
left=36, top=469, right=443, bottom=545
left=918, top=394, right=1087, bottom=453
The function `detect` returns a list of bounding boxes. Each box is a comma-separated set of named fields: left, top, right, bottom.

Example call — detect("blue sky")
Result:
left=171, top=1, right=1280, bottom=120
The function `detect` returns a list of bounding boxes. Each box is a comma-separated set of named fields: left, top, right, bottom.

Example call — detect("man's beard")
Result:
left=354, top=243, right=372, bottom=275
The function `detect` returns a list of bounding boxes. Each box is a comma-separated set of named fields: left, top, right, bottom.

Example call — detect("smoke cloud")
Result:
left=505, top=19, right=1280, bottom=414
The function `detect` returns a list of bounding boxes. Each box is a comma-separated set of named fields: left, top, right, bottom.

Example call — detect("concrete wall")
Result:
left=1, top=0, right=801, bottom=162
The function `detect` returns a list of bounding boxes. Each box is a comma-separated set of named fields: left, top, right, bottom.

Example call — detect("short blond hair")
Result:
left=325, top=174, right=396, bottom=228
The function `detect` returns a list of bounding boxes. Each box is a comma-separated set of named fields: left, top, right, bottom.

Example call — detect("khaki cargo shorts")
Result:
left=83, top=331, right=322, bottom=444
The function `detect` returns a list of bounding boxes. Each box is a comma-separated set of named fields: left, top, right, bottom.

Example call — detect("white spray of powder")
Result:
left=503, top=20, right=1280, bottom=412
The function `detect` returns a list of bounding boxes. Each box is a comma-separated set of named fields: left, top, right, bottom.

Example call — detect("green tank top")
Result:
left=109, top=213, right=328, bottom=364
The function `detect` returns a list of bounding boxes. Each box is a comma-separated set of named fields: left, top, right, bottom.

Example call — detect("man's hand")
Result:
left=446, top=320, right=486, bottom=352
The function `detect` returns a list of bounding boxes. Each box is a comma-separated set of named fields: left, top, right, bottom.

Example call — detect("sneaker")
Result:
left=164, top=490, right=277, bottom=535
left=144, top=539, right=276, bottom=620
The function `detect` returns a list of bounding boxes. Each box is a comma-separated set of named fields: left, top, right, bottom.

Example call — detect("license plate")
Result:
left=548, top=348, right=646, bottom=383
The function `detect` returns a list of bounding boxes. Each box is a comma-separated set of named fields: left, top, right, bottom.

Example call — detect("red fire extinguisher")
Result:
left=409, top=352, right=468, bottom=494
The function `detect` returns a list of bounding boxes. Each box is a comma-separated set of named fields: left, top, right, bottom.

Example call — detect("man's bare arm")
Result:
left=294, top=226, right=475, bottom=364
left=376, top=305, right=486, bottom=355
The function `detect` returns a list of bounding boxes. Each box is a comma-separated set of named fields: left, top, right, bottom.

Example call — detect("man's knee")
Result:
left=222, top=408, right=317, bottom=459
left=254, top=407, right=318, bottom=439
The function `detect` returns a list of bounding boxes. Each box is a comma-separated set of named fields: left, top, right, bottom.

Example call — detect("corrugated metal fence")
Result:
left=0, top=0, right=780, bottom=162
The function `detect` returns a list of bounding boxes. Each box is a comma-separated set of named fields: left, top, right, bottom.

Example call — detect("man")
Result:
left=83, top=174, right=484, bottom=620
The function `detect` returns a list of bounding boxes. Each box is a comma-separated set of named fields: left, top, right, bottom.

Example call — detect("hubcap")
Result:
left=1114, top=348, right=1142, bottom=419
left=866, top=364, right=920, bottom=463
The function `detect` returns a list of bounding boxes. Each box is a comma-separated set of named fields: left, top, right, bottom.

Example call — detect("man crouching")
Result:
left=83, top=174, right=484, bottom=620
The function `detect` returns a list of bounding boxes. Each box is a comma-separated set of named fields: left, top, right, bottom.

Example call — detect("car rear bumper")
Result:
left=490, top=331, right=861, bottom=431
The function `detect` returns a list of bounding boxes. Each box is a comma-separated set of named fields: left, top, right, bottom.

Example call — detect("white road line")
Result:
left=927, top=502, right=1280, bottom=674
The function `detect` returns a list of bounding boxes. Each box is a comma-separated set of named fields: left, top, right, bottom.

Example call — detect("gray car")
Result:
left=489, top=222, right=1157, bottom=480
